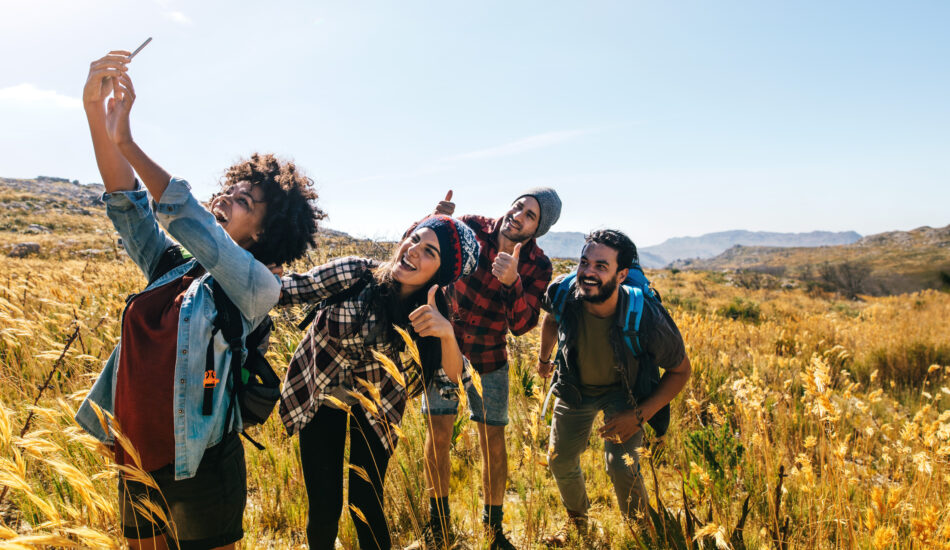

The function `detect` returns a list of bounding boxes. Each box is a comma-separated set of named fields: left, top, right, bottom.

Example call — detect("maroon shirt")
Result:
left=446, top=215, right=553, bottom=373
left=114, top=273, right=198, bottom=471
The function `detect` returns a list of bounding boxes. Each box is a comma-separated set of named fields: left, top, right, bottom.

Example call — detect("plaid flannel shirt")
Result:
left=279, top=256, right=462, bottom=454
left=447, top=215, right=553, bottom=373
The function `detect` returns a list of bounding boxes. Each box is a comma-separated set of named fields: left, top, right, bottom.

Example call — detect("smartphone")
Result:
left=129, top=37, right=153, bottom=60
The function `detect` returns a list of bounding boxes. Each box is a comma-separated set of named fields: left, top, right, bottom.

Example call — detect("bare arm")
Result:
left=117, top=142, right=172, bottom=204
left=105, top=72, right=172, bottom=202
left=438, top=334, right=464, bottom=383
left=83, top=52, right=135, bottom=193
left=536, top=312, right=558, bottom=378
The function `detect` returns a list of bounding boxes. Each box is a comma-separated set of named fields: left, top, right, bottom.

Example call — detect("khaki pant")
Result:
left=547, top=391, right=648, bottom=518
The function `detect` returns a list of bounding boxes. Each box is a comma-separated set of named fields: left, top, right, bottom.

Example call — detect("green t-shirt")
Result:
left=576, top=308, right=637, bottom=396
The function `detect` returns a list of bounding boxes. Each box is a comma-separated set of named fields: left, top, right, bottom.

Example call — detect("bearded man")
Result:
left=535, top=229, right=691, bottom=545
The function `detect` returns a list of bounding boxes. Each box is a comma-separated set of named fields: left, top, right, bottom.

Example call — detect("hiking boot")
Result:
left=541, top=513, right=589, bottom=547
left=405, top=522, right=453, bottom=550
left=486, top=525, right=517, bottom=550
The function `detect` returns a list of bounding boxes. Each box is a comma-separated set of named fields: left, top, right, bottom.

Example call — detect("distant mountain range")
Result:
left=538, top=229, right=862, bottom=268
left=4, top=176, right=947, bottom=295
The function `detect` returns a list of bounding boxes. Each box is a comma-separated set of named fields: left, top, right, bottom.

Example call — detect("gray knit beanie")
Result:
left=515, top=187, right=562, bottom=237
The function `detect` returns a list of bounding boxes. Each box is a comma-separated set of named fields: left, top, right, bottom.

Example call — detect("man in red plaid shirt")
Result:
left=415, top=188, right=561, bottom=550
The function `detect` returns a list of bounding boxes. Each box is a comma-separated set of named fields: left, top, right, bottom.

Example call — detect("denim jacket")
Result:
left=75, top=177, right=279, bottom=480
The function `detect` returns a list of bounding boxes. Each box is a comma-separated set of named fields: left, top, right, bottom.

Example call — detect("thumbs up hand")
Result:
left=492, top=242, right=522, bottom=287
left=434, top=190, right=455, bottom=216
left=409, top=285, right=453, bottom=339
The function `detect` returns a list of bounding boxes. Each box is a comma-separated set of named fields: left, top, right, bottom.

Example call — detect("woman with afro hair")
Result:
left=74, top=50, right=323, bottom=550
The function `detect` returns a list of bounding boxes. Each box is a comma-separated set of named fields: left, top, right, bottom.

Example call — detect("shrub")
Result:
left=717, top=297, right=761, bottom=322
left=817, top=261, right=870, bottom=299
left=685, top=423, right=745, bottom=498
left=864, top=342, right=950, bottom=386
left=665, top=291, right=699, bottom=312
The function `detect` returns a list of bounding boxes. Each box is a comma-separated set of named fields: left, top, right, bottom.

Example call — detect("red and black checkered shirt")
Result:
left=446, top=215, right=553, bottom=374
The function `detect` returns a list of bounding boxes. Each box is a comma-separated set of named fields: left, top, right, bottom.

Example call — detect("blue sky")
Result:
left=1, top=1, right=947, bottom=246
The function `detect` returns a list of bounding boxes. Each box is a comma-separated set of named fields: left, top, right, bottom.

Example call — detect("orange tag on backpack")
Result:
left=203, top=371, right=220, bottom=389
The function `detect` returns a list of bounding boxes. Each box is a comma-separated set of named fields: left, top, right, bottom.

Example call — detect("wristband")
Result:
left=633, top=406, right=645, bottom=426
left=538, top=357, right=554, bottom=365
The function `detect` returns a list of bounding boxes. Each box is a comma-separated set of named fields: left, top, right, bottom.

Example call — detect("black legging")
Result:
left=299, top=405, right=391, bottom=550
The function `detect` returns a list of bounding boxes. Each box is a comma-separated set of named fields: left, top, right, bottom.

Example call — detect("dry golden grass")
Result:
left=0, top=229, right=947, bottom=548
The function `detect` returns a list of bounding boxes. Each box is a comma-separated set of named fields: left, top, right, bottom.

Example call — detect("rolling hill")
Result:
left=538, top=229, right=861, bottom=267
left=5, top=176, right=946, bottom=296
left=0, top=176, right=370, bottom=260
left=672, top=224, right=950, bottom=295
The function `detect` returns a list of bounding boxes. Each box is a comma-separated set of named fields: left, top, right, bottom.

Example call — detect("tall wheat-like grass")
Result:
left=0, top=240, right=947, bottom=548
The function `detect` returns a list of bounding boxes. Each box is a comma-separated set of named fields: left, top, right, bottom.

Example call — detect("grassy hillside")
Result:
left=672, top=224, right=950, bottom=296
left=0, top=178, right=948, bottom=548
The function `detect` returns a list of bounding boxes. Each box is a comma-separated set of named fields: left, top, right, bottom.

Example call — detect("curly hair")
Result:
left=214, top=153, right=325, bottom=265
left=584, top=229, right=639, bottom=269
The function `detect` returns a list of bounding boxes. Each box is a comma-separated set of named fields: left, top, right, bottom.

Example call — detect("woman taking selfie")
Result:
left=74, top=51, right=323, bottom=549
left=278, top=215, right=478, bottom=550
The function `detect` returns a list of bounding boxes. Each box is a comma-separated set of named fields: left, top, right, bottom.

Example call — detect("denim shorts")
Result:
left=119, top=432, right=246, bottom=549
left=422, top=363, right=510, bottom=426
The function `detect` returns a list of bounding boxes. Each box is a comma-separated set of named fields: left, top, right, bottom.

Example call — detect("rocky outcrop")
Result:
left=7, top=242, right=41, bottom=258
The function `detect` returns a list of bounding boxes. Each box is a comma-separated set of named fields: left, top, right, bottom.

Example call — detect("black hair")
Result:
left=584, top=229, right=639, bottom=269
left=215, top=153, right=325, bottom=265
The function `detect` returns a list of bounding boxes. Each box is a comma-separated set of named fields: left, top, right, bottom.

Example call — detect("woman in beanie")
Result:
left=277, top=215, right=479, bottom=550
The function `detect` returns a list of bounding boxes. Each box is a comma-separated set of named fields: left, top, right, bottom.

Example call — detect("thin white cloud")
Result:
left=153, top=1, right=193, bottom=26
left=0, top=83, right=81, bottom=110
left=339, top=128, right=594, bottom=186
left=339, top=163, right=449, bottom=186
left=442, top=129, right=593, bottom=163
left=164, top=10, right=194, bottom=25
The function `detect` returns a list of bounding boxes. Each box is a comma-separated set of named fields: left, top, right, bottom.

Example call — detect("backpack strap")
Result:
left=296, top=271, right=372, bottom=331
left=205, top=281, right=274, bottom=450
left=202, top=280, right=244, bottom=419
left=621, top=285, right=645, bottom=357
left=127, top=245, right=195, bottom=306
left=551, top=272, right=577, bottom=324
left=149, top=245, right=194, bottom=285
left=202, top=327, right=221, bottom=416
left=245, top=315, right=272, bottom=355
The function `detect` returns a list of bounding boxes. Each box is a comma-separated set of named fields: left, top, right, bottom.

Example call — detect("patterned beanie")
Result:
left=515, top=187, right=562, bottom=237
left=413, top=215, right=480, bottom=285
